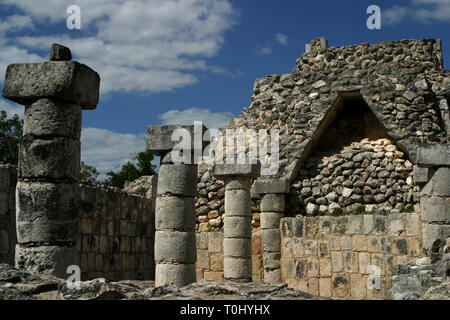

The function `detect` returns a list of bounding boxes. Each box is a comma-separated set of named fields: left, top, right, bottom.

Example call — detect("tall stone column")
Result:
left=416, top=144, right=450, bottom=262
left=147, top=124, right=208, bottom=287
left=213, top=164, right=259, bottom=282
left=2, top=44, right=100, bottom=277
left=253, top=179, right=289, bottom=282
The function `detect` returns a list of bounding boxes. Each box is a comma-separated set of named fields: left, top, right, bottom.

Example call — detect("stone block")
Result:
left=422, top=223, right=450, bottom=255
left=293, top=238, right=304, bottom=257
left=319, top=240, right=330, bottom=257
left=224, top=189, right=251, bottom=216
left=362, top=215, right=374, bottom=235
left=155, top=196, right=196, bottom=231
left=224, top=216, right=252, bottom=238
left=210, top=253, right=223, bottom=271
left=405, top=213, right=421, bottom=236
left=260, top=193, right=285, bottom=212
left=421, top=167, right=450, bottom=197
left=24, top=98, right=81, bottom=138
left=154, top=231, right=196, bottom=264
left=416, top=143, right=450, bottom=167
left=332, top=273, right=350, bottom=298
left=252, top=179, right=290, bottom=194
left=155, top=263, right=196, bottom=287
left=307, top=258, right=319, bottom=277
left=223, top=238, right=252, bottom=258
left=331, top=251, right=343, bottom=273
left=146, top=124, right=209, bottom=156
left=15, top=244, right=80, bottom=278
left=260, top=212, right=283, bottom=230
left=352, top=235, right=368, bottom=252
left=49, top=44, right=72, bottom=61
left=341, top=236, right=352, bottom=250
left=196, top=250, right=209, bottom=270
left=319, top=258, right=332, bottom=277
left=344, top=252, right=359, bottom=273
left=16, top=181, right=80, bottom=244
left=203, top=271, right=224, bottom=282
left=223, top=257, right=252, bottom=281
left=157, top=164, right=197, bottom=197
left=308, top=277, right=319, bottom=296
left=387, top=213, right=405, bottom=237
left=261, top=229, right=281, bottom=253
left=359, top=252, right=371, bottom=274
left=304, top=239, right=317, bottom=256
left=208, top=232, right=223, bottom=253
left=347, top=215, right=363, bottom=235
left=281, top=218, right=293, bottom=238
left=350, top=274, right=367, bottom=299
left=413, top=165, right=428, bottom=185
left=420, top=196, right=450, bottom=223
left=3, top=61, right=100, bottom=109
left=213, top=164, right=260, bottom=179
left=264, top=269, right=282, bottom=283
left=319, top=278, right=332, bottom=297
left=263, top=252, right=281, bottom=269
left=18, top=136, right=80, bottom=180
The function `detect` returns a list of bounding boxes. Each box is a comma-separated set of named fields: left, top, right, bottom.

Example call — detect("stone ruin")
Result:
left=0, top=38, right=449, bottom=300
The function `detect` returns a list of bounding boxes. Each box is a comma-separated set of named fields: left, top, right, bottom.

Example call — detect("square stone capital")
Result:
left=416, top=143, right=450, bottom=167
left=146, top=124, right=209, bottom=156
left=252, top=178, right=290, bottom=194
left=213, top=164, right=260, bottom=180
left=2, top=61, right=100, bottom=109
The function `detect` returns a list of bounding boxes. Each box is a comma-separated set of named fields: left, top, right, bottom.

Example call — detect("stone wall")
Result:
left=195, top=229, right=264, bottom=283
left=280, top=213, right=423, bottom=299
left=0, top=164, right=17, bottom=265
left=79, top=184, right=155, bottom=280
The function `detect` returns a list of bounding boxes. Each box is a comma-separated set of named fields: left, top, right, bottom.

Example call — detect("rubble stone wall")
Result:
left=280, top=213, right=423, bottom=299
left=0, top=164, right=17, bottom=265
left=79, top=184, right=155, bottom=280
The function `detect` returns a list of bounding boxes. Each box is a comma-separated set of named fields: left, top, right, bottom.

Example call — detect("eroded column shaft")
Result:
left=154, top=162, right=197, bottom=287
left=223, top=177, right=253, bottom=282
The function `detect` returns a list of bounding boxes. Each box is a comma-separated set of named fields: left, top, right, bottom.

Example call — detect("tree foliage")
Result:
left=80, top=161, right=99, bottom=184
left=104, top=150, right=156, bottom=188
left=0, top=110, right=23, bottom=165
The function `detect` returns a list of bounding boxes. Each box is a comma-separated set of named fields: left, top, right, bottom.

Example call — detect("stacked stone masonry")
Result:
left=280, top=213, right=423, bottom=299
left=79, top=185, right=155, bottom=280
left=0, top=165, right=17, bottom=265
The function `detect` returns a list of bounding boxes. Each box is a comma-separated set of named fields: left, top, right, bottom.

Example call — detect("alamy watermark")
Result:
left=66, top=265, right=81, bottom=290
left=66, top=5, right=81, bottom=30
left=367, top=5, right=381, bottom=30
left=170, top=121, right=280, bottom=176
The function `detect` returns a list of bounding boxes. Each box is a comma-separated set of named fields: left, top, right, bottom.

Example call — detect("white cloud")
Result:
left=258, top=46, right=273, bottom=55
left=81, top=127, right=147, bottom=179
left=0, top=99, right=24, bottom=118
left=384, top=0, right=450, bottom=25
left=276, top=33, right=289, bottom=45
left=158, top=108, right=233, bottom=129
left=0, top=0, right=237, bottom=94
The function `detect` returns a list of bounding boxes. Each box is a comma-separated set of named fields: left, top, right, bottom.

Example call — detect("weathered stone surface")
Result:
left=416, top=144, right=450, bottom=167
left=18, top=136, right=80, bottom=181
left=260, top=193, right=285, bottom=212
left=157, top=164, right=197, bottom=197
left=223, top=216, right=252, bottom=238
left=146, top=124, right=209, bottom=156
left=223, top=238, right=252, bottom=258
left=16, top=181, right=80, bottom=244
left=213, top=164, right=260, bottom=179
left=49, top=44, right=72, bottom=61
left=154, top=231, right=196, bottom=264
left=155, top=196, right=196, bottom=231
left=224, top=189, right=251, bottom=216
left=155, top=263, right=196, bottom=288
left=421, top=167, right=450, bottom=198
left=413, top=165, right=429, bottom=185
left=3, top=61, right=100, bottom=109
left=223, top=258, right=252, bottom=281
left=253, top=179, right=290, bottom=194
left=15, top=245, right=80, bottom=278
left=23, top=99, right=82, bottom=138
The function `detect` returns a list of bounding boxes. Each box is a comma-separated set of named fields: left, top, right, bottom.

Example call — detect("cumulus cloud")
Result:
left=0, top=0, right=237, bottom=94
left=384, top=0, right=450, bottom=25
left=158, top=108, right=233, bottom=129
left=81, top=127, right=147, bottom=179
left=258, top=45, right=273, bottom=55
left=276, top=33, right=289, bottom=45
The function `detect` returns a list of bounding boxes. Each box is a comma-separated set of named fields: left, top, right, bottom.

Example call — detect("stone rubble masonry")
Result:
left=280, top=213, right=423, bottom=299
left=79, top=184, right=155, bottom=280
left=148, top=125, right=208, bottom=287
left=213, top=164, right=259, bottom=282
left=1, top=44, right=100, bottom=278
left=254, top=179, right=290, bottom=282
left=0, top=165, right=17, bottom=266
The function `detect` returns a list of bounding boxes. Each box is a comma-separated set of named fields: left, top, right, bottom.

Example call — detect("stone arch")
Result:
left=301, top=91, right=390, bottom=161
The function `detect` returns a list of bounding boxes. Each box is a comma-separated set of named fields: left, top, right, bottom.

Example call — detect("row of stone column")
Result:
left=2, top=45, right=100, bottom=277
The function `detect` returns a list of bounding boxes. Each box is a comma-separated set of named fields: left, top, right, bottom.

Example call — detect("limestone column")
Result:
left=253, top=179, right=289, bottom=282
left=416, top=144, right=450, bottom=261
left=147, top=124, right=208, bottom=287
left=2, top=44, right=100, bottom=277
left=213, top=164, right=259, bottom=282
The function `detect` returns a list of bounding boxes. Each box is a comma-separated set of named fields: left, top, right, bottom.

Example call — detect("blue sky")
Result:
left=0, top=0, right=449, bottom=178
